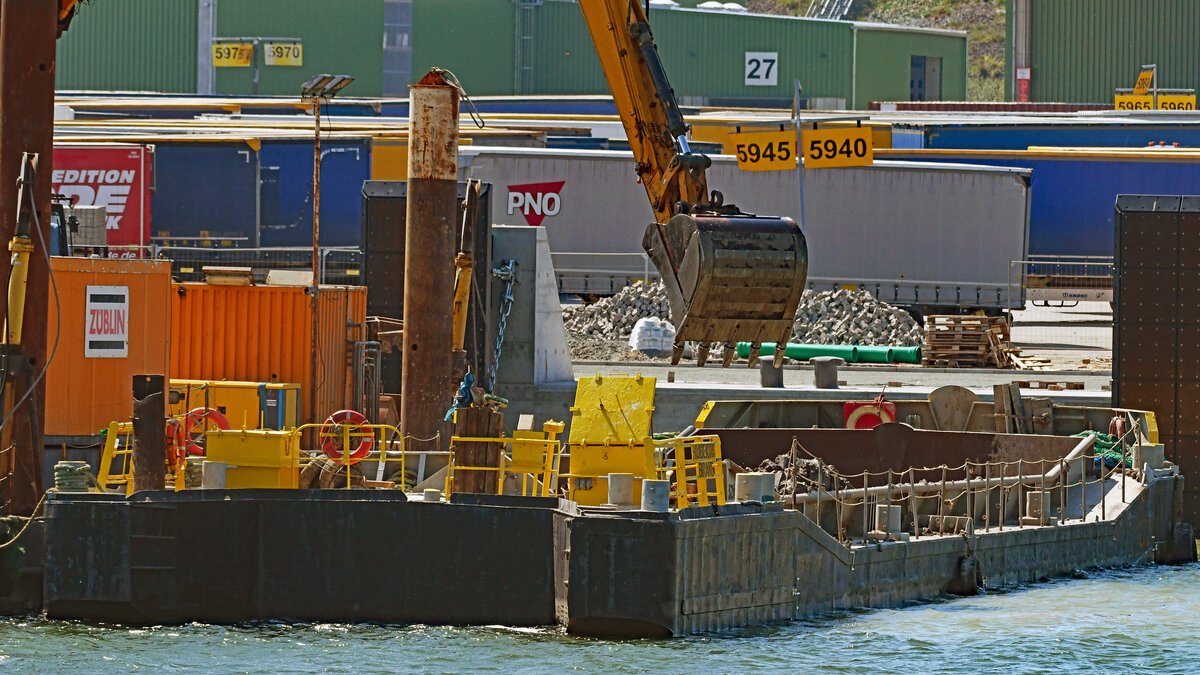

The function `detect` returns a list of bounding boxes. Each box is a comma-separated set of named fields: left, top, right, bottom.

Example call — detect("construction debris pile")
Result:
left=562, top=282, right=922, bottom=361
left=561, top=280, right=672, bottom=338
left=791, top=289, right=922, bottom=347
left=754, top=451, right=852, bottom=497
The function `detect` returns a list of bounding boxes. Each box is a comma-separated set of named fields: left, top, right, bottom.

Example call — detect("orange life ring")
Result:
left=165, top=418, right=188, bottom=470
left=321, top=409, right=373, bottom=462
left=182, top=407, right=230, bottom=456
left=845, top=404, right=894, bottom=430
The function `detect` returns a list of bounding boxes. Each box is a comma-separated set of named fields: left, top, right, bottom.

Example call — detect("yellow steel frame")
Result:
left=646, top=435, right=727, bottom=508
left=444, top=434, right=562, bottom=499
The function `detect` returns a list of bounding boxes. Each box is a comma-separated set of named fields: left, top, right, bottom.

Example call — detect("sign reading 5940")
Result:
left=728, top=130, right=795, bottom=171
left=800, top=126, right=873, bottom=169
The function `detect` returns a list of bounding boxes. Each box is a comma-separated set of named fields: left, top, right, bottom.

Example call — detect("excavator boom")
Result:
left=580, top=0, right=808, bottom=366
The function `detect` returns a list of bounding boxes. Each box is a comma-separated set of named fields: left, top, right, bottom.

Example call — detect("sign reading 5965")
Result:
left=728, top=130, right=795, bottom=171
left=800, top=126, right=873, bottom=169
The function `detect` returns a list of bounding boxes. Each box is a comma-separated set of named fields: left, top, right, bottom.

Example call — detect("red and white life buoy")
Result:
left=321, top=409, right=373, bottom=462
left=181, top=407, right=230, bottom=456
left=844, top=402, right=895, bottom=430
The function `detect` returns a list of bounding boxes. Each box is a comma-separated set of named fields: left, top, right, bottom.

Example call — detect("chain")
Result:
left=488, top=260, right=518, bottom=394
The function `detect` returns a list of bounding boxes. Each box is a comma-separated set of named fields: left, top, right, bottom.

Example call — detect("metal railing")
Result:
left=646, top=435, right=727, bottom=509
left=444, top=434, right=561, bottom=498
left=782, top=430, right=1147, bottom=545
left=551, top=251, right=657, bottom=296
left=1008, top=257, right=1115, bottom=307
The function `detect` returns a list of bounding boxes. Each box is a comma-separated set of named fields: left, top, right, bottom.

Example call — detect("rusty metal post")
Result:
left=401, top=70, right=459, bottom=449
left=131, top=375, right=166, bottom=492
left=0, top=0, right=57, bottom=513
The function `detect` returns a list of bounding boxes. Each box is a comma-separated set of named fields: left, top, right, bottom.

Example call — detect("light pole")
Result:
left=300, top=74, right=353, bottom=424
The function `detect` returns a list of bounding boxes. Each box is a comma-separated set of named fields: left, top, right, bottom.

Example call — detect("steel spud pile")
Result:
left=562, top=282, right=922, bottom=347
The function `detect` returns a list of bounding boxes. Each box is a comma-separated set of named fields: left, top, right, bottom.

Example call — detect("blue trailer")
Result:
left=879, top=148, right=1200, bottom=259
left=152, top=141, right=258, bottom=244
left=257, top=139, right=371, bottom=247
left=892, top=120, right=1200, bottom=151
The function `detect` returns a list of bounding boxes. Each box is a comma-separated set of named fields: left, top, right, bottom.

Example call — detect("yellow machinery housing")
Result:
left=206, top=429, right=299, bottom=489
left=170, top=379, right=301, bottom=430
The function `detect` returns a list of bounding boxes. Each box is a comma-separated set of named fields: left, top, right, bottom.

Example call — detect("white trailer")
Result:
left=460, top=146, right=1030, bottom=314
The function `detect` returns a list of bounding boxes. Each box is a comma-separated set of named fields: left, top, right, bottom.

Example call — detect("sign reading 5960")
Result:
left=800, top=126, right=873, bottom=169
left=728, top=130, right=795, bottom=171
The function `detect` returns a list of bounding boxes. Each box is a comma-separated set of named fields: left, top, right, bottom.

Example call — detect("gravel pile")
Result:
left=791, top=289, right=923, bottom=346
left=561, top=283, right=920, bottom=350
left=562, top=280, right=671, bottom=339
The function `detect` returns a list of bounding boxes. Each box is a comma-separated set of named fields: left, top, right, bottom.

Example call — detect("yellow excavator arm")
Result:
left=580, top=0, right=809, bottom=367
left=58, top=0, right=81, bottom=36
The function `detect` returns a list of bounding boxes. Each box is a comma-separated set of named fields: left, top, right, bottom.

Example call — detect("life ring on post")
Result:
left=165, top=418, right=188, bottom=470
left=321, top=409, right=373, bottom=462
left=182, top=407, right=230, bottom=456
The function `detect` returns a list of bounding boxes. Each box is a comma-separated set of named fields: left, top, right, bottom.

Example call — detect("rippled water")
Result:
left=2, top=563, right=1198, bottom=673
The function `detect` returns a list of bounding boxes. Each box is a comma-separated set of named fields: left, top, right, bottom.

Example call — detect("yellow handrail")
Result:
left=445, top=434, right=561, bottom=498
left=291, top=422, right=407, bottom=490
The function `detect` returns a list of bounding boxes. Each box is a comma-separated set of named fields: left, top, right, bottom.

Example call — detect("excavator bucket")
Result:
left=643, top=213, right=808, bottom=366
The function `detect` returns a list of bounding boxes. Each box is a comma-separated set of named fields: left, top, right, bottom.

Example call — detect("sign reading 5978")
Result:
left=801, top=126, right=873, bottom=169
left=728, top=130, right=795, bottom=171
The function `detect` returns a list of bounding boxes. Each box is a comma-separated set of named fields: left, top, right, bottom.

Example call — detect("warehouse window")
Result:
left=910, top=56, right=942, bottom=101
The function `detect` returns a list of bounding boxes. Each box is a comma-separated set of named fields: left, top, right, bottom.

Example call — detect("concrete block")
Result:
left=641, top=479, right=670, bottom=512
left=607, top=473, right=634, bottom=507
left=735, top=472, right=774, bottom=502
left=1133, top=443, right=1165, bottom=471
left=874, top=504, right=901, bottom=533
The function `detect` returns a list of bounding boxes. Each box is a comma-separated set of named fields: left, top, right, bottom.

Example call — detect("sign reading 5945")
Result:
left=800, top=126, right=873, bottom=169
left=728, top=130, right=795, bottom=171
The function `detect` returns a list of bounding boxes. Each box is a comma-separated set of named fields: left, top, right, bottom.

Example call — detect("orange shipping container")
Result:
left=170, top=284, right=366, bottom=425
left=44, top=258, right=172, bottom=438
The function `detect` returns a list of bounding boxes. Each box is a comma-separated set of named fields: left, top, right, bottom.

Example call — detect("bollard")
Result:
left=607, top=473, right=634, bottom=506
left=759, top=356, right=785, bottom=388
left=423, top=488, right=442, bottom=502
left=641, top=479, right=670, bottom=512
left=811, top=356, right=844, bottom=389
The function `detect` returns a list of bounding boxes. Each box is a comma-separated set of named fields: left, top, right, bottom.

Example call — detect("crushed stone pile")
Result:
left=562, top=280, right=672, bottom=339
left=790, top=288, right=923, bottom=347
left=561, top=282, right=921, bottom=348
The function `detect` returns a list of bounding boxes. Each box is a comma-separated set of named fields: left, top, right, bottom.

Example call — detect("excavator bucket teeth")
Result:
left=643, top=213, right=807, bottom=364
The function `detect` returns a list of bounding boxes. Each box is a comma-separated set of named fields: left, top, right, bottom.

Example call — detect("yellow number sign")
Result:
left=800, top=126, right=873, bottom=169
left=1158, top=95, right=1196, bottom=110
left=1132, top=69, right=1154, bottom=95
left=264, top=42, right=303, bottom=67
left=728, top=130, right=795, bottom=171
left=213, top=43, right=252, bottom=67
left=1114, top=94, right=1154, bottom=110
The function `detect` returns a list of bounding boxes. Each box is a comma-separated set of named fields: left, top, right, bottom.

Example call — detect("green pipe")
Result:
left=737, top=342, right=922, bottom=364
left=736, top=342, right=860, bottom=363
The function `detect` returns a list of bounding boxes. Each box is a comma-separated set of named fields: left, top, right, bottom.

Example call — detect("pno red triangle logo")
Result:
left=506, top=181, right=565, bottom=226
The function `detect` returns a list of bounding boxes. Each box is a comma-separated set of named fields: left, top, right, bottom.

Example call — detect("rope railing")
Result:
left=782, top=431, right=1149, bottom=544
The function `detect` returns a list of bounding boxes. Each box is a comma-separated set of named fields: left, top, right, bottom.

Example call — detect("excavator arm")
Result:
left=580, top=0, right=809, bottom=367
left=58, top=0, right=81, bottom=37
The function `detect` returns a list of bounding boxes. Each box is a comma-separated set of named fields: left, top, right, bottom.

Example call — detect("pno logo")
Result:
left=507, top=181, right=565, bottom=226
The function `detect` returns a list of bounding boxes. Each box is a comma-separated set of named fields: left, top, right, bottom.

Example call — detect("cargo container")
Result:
left=51, top=143, right=153, bottom=256
left=169, top=283, right=366, bottom=425
left=151, top=141, right=258, bottom=245
left=258, top=139, right=372, bottom=247
left=459, top=147, right=1030, bottom=314
left=878, top=147, right=1200, bottom=259
left=42, top=258, right=172, bottom=490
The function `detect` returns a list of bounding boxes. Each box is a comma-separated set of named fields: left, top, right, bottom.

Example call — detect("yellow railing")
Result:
left=96, top=421, right=135, bottom=495
left=647, top=435, right=727, bottom=508
left=444, top=434, right=562, bottom=499
left=291, top=422, right=407, bottom=490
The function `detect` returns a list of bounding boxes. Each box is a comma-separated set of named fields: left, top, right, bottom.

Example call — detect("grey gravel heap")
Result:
left=562, top=280, right=672, bottom=339
left=754, top=451, right=851, bottom=498
left=791, top=289, right=923, bottom=347
left=561, top=282, right=921, bottom=347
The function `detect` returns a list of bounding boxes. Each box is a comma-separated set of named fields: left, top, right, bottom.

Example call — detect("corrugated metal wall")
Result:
left=411, top=0, right=515, bottom=96
left=170, top=284, right=366, bottom=424
left=1027, top=0, right=1200, bottom=103
left=56, top=0, right=198, bottom=92
left=215, top=0, right=384, bottom=96
left=854, top=27, right=968, bottom=106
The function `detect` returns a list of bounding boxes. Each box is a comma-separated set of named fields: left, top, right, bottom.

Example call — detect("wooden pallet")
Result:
left=923, top=315, right=1010, bottom=368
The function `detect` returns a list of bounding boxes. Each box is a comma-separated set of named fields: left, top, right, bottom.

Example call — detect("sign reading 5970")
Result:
left=728, top=130, right=795, bottom=171
left=801, top=126, right=873, bottom=169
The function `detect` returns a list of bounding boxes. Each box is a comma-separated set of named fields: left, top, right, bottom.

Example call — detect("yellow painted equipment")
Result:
left=566, top=374, right=656, bottom=505
left=446, top=419, right=564, bottom=498
left=169, top=380, right=301, bottom=430
left=205, top=429, right=300, bottom=489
